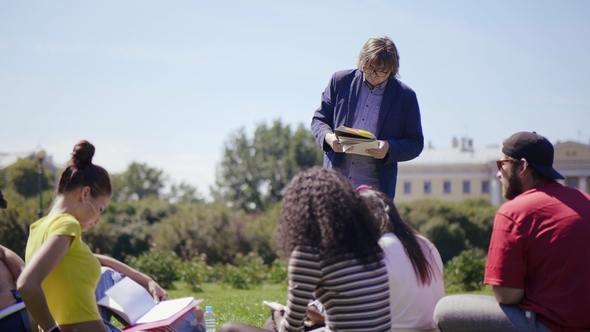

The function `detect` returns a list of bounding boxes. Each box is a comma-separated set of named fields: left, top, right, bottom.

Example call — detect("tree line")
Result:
left=1, top=119, right=496, bottom=289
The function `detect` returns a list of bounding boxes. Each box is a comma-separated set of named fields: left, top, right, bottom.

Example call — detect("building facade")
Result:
left=395, top=138, right=590, bottom=205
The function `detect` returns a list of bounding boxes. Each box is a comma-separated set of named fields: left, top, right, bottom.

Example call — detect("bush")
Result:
left=444, top=248, right=487, bottom=292
left=398, top=199, right=496, bottom=263
left=244, top=203, right=282, bottom=265
left=222, top=252, right=269, bottom=289
left=126, top=249, right=182, bottom=289
left=207, top=263, right=226, bottom=283
left=268, top=258, right=288, bottom=284
left=178, top=254, right=209, bottom=292
left=151, top=202, right=251, bottom=265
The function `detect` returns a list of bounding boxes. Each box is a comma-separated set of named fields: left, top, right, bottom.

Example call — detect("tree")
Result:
left=4, top=158, right=54, bottom=198
left=167, top=181, right=202, bottom=204
left=213, top=120, right=323, bottom=213
left=0, top=188, right=48, bottom=258
left=112, top=162, right=167, bottom=201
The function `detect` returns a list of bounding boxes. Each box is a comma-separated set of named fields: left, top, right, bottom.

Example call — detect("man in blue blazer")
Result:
left=311, top=36, right=424, bottom=199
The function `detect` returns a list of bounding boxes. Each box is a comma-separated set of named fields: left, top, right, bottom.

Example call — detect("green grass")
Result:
left=113, top=282, right=492, bottom=330
left=446, top=284, right=493, bottom=295
left=167, top=281, right=288, bottom=329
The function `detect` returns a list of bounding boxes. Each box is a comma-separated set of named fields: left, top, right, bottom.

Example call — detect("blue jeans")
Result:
left=95, top=269, right=125, bottom=332
left=433, top=295, right=551, bottom=332
left=95, top=268, right=204, bottom=332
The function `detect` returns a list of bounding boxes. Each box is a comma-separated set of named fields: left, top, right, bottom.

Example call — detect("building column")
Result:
left=491, top=171, right=501, bottom=206
left=580, top=176, right=588, bottom=193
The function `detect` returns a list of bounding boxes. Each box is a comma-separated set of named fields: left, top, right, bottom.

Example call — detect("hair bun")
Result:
left=70, top=140, right=95, bottom=168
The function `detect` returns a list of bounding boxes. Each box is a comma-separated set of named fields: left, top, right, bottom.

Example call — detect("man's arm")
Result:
left=311, top=81, right=337, bottom=152
left=492, top=286, right=524, bottom=305
left=383, top=91, right=424, bottom=164
left=0, top=245, right=25, bottom=281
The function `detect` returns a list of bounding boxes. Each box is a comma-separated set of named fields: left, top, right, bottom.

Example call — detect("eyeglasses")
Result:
left=496, top=159, right=511, bottom=171
left=362, top=67, right=389, bottom=77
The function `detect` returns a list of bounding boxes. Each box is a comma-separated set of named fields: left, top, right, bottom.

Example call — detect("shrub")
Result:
left=398, top=199, right=496, bottom=263
left=221, top=252, right=269, bottom=289
left=126, top=249, right=182, bottom=289
left=151, top=202, right=251, bottom=265
left=207, top=263, right=226, bottom=283
left=444, top=248, right=487, bottom=292
left=178, top=254, right=209, bottom=292
left=268, top=258, right=288, bottom=284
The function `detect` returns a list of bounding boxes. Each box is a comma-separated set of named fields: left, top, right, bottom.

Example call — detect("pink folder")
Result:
left=123, top=299, right=204, bottom=332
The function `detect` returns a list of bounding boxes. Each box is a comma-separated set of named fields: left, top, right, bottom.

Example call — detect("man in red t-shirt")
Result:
left=434, top=131, right=590, bottom=332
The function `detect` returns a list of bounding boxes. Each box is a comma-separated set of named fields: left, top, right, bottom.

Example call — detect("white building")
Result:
left=395, top=138, right=590, bottom=205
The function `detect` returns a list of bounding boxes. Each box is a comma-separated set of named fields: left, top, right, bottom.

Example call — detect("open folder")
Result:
left=97, top=277, right=203, bottom=331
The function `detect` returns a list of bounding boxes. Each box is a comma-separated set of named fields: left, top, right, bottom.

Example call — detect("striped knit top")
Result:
left=279, top=246, right=391, bottom=332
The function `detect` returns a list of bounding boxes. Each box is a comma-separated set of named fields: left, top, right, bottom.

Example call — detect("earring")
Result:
left=73, top=201, right=96, bottom=224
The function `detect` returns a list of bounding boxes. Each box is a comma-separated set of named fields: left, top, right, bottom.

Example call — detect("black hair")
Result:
left=359, top=188, right=437, bottom=285
left=279, top=167, right=383, bottom=267
left=57, top=140, right=112, bottom=198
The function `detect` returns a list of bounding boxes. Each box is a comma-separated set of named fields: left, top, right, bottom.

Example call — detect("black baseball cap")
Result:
left=502, top=131, right=564, bottom=180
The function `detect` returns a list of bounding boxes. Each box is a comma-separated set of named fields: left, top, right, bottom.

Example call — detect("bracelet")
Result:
left=45, top=324, right=61, bottom=332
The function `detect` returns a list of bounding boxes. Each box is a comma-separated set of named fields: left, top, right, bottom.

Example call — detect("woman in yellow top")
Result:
left=17, top=141, right=203, bottom=332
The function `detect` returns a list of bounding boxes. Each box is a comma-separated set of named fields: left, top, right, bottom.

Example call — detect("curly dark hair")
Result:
left=358, top=188, right=436, bottom=285
left=279, top=167, right=383, bottom=267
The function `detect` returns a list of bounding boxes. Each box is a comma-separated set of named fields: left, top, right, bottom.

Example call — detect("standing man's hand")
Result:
left=325, top=133, right=344, bottom=153
left=366, top=140, right=389, bottom=159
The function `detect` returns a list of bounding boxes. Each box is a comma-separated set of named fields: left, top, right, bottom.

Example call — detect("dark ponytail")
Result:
left=57, top=140, right=112, bottom=198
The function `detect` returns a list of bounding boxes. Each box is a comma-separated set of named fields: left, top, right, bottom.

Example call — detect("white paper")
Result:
left=102, top=277, right=155, bottom=324
left=343, top=141, right=379, bottom=156
left=98, top=277, right=194, bottom=325
left=136, top=297, right=195, bottom=324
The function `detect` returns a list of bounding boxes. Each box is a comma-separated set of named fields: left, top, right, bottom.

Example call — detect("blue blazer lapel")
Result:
left=376, top=78, right=399, bottom=136
left=346, top=70, right=364, bottom=127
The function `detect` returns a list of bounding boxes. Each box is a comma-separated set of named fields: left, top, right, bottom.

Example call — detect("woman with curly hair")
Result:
left=278, top=167, right=391, bottom=332
left=357, top=186, right=444, bottom=331
left=220, top=166, right=391, bottom=332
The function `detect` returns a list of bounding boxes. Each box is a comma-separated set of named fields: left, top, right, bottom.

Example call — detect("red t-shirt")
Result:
left=485, top=180, right=590, bottom=332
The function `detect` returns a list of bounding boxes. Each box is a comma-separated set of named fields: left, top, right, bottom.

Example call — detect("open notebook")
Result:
left=98, top=277, right=203, bottom=331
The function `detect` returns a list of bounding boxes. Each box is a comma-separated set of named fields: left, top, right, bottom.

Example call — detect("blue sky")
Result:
left=1, top=0, right=589, bottom=198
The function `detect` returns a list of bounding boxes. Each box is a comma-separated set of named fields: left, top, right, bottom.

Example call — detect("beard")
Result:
left=502, top=167, right=524, bottom=200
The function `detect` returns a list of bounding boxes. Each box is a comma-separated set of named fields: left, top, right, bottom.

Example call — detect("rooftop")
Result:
left=402, top=137, right=500, bottom=166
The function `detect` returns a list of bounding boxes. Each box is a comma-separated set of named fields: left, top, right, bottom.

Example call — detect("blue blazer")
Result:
left=311, top=69, right=424, bottom=198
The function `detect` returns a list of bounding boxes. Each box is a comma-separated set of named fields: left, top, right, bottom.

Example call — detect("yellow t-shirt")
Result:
left=25, top=214, right=102, bottom=325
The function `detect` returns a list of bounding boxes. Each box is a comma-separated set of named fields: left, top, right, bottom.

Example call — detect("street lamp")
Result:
left=36, top=148, right=46, bottom=219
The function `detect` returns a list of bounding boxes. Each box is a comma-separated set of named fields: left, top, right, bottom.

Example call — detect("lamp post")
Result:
left=36, top=148, right=46, bottom=219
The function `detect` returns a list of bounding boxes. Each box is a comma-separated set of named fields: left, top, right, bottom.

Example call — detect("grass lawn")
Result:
left=167, top=282, right=288, bottom=329
left=163, top=282, right=493, bottom=330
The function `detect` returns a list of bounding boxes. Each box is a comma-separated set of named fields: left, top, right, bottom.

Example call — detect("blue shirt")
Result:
left=337, top=77, right=387, bottom=189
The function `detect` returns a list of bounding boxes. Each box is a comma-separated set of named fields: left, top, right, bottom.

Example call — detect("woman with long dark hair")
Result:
left=357, top=186, right=444, bottom=331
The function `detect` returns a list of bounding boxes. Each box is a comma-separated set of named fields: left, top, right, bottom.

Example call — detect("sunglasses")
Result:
left=496, top=159, right=512, bottom=171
